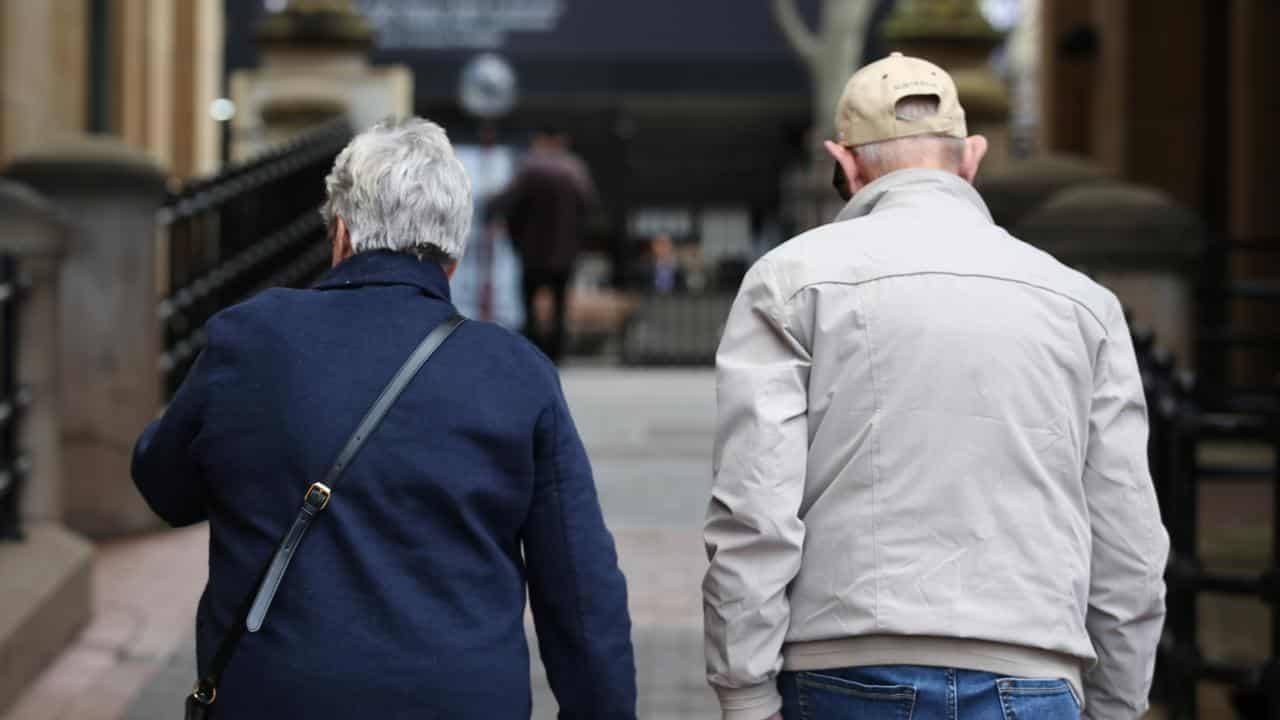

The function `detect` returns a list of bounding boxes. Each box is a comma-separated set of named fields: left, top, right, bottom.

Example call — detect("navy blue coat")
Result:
left=133, top=250, right=636, bottom=719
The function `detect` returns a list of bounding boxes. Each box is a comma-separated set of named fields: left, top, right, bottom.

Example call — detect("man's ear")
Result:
left=444, top=261, right=459, bottom=279
left=330, top=215, right=354, bottom=267
left=824, top=141, right=862, bottom=197
left=959, top=135, right=989, bottom=183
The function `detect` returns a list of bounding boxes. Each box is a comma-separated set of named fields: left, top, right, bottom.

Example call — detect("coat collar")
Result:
left=313, top=250, right=453, bottom=302
left=834, top=168, right=993, bottom=224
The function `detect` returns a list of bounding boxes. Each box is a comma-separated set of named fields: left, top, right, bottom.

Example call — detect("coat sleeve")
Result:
left=131, top=332, right=225, bottom=527
left=703, top=259, right=810, bottom=720
left=1081, top=298, right=1170, bottom=719
left=523, top=381, right=637, bottom=720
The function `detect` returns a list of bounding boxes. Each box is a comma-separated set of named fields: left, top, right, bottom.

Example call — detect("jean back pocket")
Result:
left=796, top=671, right=916, bottom=720
left=996, top=677, right=1079, bottom=720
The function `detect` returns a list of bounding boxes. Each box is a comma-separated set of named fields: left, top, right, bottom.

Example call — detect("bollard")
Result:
left=1164, top=406, right=1203, bottom=720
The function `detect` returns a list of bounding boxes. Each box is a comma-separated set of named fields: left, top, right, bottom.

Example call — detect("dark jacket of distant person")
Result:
left=490, top=133, right=597, bottom=272
left=131, top=118, right=636, bottom=720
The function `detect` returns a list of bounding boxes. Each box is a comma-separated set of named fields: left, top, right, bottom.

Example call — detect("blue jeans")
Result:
left=778, top=665, right=1080, bottom=720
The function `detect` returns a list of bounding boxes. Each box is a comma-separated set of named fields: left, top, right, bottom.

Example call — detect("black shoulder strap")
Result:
left=188, top=313, right=465, bottom=709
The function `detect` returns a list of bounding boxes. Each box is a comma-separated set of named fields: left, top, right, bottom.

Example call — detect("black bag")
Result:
left=184, top=314, right=465, bottom=718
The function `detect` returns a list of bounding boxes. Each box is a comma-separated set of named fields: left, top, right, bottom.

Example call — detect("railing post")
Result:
left=1269, top=417, right=1280, bottom=709
left=4, top=139, right=170, bottom=538
left=1165, top=406, right=1202, bottom=719
left=0, top=255, right=20, bottom=539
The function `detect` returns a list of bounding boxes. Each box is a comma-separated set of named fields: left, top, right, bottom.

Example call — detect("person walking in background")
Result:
left=703, top=53, right=1168, bottom=720
left=638, top=232, right=686, bottom=295
left=132, top=117, right=636, bottom=719
left=490, top=127, right=598, bottom=363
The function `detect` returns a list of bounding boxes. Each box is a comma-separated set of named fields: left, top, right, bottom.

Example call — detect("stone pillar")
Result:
left=975, top=153, right=1112, bottom=229
left=5, top=139, right=169, bottom=538
left=111, top=0, right=227, bottom=179
left=112, top=0, right=176, bottom=169
left=1016, top=183, right=1204, bottom=364
left=0, top=179, right=92, bottom=716
left=0, top=0, right=88, bottom=167
left=230, top=0, right=412, bottom=161
left=1039, top=0, right=1209, bottom=210
left=172, top=0, right=226, bottom=178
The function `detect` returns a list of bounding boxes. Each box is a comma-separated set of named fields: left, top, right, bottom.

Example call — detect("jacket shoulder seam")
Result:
left=782, top=271, right=1110, bottom=334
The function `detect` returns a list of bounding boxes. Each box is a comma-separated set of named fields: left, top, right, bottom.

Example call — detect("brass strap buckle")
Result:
left=190, top=683, right=216, bottom=705
left=304, top=482, right=331, bottom=511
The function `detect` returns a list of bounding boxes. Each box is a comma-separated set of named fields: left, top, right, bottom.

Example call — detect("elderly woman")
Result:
left=132, top=118, right=636, bottom=719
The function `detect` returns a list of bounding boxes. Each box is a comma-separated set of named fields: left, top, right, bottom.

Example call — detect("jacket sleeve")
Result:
left=523, top=382, right=637, bottom=720
left=130, top=334, right=224, bottom=527
left=703, top=260, right=810, bottom=720
left=1081, top=299, right=1170, bottom=719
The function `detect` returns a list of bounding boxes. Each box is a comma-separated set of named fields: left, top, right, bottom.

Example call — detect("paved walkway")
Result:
left=4, top=367, right=720, bottom=720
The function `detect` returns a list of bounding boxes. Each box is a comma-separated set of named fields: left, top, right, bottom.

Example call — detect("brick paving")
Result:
left=3, top=525, right=209, bottom=720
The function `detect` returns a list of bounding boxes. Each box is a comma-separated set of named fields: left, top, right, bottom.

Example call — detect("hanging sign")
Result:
left=356, top=0, right=566, bottom=50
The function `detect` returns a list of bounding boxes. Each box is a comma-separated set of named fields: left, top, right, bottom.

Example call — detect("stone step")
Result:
left=0, top=523, right=93, bottom=715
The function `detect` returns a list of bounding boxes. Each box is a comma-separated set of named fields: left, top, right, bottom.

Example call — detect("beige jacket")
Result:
left=703, top=169, right=1169, bottom=720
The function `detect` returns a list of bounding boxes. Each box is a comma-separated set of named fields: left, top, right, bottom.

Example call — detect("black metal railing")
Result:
left=0, top=255, right=26, bottom=541
left=1137, top=325, right=1280, bottom=719
left=618, top=250, right=746, bottom=366
left=620, top=292, right=735, bottom=365
left=157, top=118, right=351, bottom=397
left=1196, top=237, right=1280, bottom=404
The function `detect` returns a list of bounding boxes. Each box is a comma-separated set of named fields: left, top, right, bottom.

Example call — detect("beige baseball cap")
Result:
left=834, top=52, right=967, bottom=146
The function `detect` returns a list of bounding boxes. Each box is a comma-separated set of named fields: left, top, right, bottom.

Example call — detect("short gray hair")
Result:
left=853, top=96, right=965, bottom=174
left=322, top=117, right=472, bottom=262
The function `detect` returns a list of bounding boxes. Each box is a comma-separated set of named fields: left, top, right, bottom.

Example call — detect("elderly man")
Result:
left=703, top=54, right=1168, bottom=720
left=133, top=117, right=636, bottom=719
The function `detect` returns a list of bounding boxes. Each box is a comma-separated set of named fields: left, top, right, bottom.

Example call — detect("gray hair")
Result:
left=322, top=117, right=472, bottom=262
left=853, top=96, right=965, bottom=174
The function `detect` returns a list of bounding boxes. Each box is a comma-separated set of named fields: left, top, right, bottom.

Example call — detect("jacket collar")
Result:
left=834, top=168, right=993, bottom=224
left=313, top=250, right=452, bottom=302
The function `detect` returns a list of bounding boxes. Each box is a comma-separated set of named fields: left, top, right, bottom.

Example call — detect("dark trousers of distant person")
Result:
left=523, top=268, right=571, bottom=363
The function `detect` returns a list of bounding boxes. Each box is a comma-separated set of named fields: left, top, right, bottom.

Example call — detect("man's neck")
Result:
left=835, top=168, right=991, bottom=223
